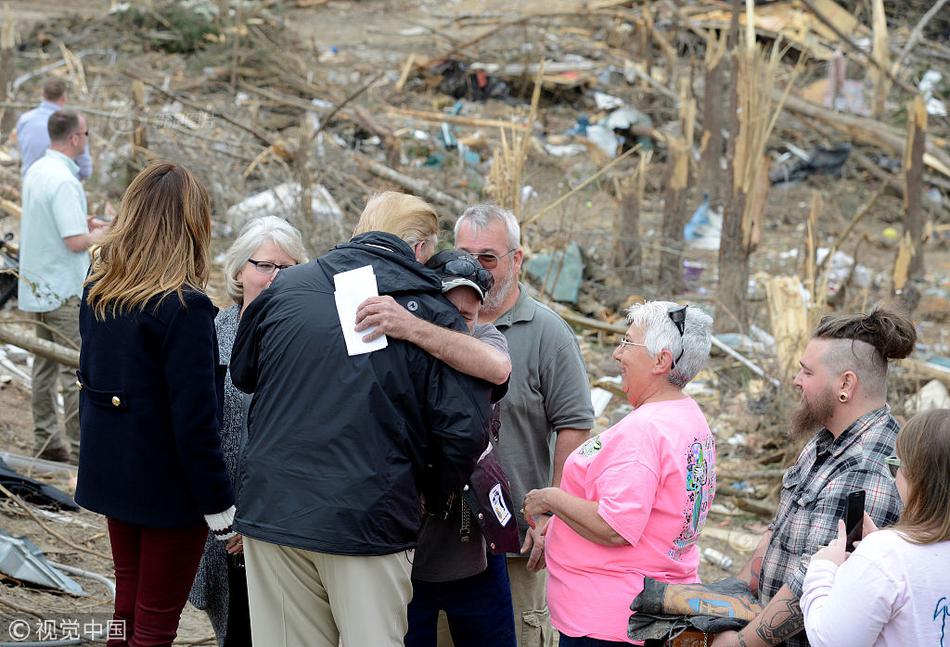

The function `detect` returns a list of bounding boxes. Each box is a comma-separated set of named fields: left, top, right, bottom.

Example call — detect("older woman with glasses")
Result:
left=188, top=216, right=308, bottom=647
left=523, top=301, right=717, bottom=646
left=801, top=408, right=950, bottom=647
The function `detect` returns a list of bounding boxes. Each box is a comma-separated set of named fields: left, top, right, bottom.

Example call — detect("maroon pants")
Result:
left=107, top=518, right=208, bottom=647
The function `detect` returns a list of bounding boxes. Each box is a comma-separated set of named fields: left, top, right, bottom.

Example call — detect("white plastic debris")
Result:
left=225, top=182, right=343, bottom=233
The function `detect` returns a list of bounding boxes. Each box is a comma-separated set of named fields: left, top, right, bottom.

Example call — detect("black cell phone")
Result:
left=844, top=489, right=866, bottom=552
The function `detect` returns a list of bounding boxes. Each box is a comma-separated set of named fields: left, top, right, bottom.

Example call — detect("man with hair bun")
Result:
left=712, top=306, right=915, bottom=647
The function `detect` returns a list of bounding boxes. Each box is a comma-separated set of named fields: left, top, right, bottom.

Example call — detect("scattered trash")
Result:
left=919, top=70, right=948, bottom=117
left=729, top=481, right=755, bottom=495
left=430, top=60, right=510, bottom=102
left=544, top=143, right=587, bottom=157
left=682, top=261, right=705, bottom=287
left=0, top=457, right=79, bottom=511
left=590, top=387, right=613, bottom=418
left=702, top=547, right=734, bottom=570
left=0, top=529, right=86, bottom=595
left=603, top=105, right=654, bottom=150
left=684, top=193, right=710, bottom=241
left=726, top=433, right=747, bottom=447
left=927, top=357, right=950, bottom=373
left=594, top=91, right=624, bottom=111
left=816, top=247, right=873, bottom=295
left=909, top=380, right=950, bottom=414
left=524, top=242, right=585, bottom=304
left=770, top=144, right=851, bottom=185
left=225, top=182, right=343, bottom=233
left=585, top=124, right=620, bottom=157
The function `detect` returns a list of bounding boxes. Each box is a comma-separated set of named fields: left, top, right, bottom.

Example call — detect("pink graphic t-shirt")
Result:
left=545, top=397, right=717, bottom=643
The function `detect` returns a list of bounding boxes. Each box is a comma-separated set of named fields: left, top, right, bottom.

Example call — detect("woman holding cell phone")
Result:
left=801, top=408, right=950, bottom=647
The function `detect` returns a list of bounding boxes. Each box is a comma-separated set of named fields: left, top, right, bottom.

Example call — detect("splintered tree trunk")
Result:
left=894, top=95, right=927, bottom=299
left=614, top=181, right=643, bottom=288
left=699, top=33, right=727, bottom=207
left=0, top=8, right=15, bottom=137
left=658, top=137, right=689, bottom=293
left=716, top=1, right=748, bottom=331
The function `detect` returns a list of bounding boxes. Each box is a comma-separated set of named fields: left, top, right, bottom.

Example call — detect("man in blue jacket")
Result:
left=230, top=192, right=491, bottom=647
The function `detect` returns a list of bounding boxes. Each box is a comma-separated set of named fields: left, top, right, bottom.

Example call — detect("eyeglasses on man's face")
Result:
left=885, top=455, right=902, bottom=479
left=248, top=258, right=294, bottom=275
left=471, top=249, right=516, bottom=270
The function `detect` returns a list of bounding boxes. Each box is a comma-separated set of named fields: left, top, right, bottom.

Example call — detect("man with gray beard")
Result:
left=709, top=307, right=915, bottom=647
left=454, top=204, right=593, bottom=647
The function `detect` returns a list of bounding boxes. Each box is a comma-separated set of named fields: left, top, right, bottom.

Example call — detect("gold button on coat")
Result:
left=111, top=396, right=121, bottom=407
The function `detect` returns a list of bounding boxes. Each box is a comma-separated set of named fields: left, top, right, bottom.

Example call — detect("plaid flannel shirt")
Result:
left=758, top=405, right=902, bottom=647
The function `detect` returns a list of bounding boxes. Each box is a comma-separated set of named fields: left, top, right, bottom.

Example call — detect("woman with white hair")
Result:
left=189, top=216, right=308, bottom=647
left=524, top=302, right=717, bottom=646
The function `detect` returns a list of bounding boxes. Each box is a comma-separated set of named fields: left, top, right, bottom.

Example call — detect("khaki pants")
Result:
left=30, top=298, right=81, bottom=454
left=508, top=556, right=557, bottom=647
left=244, top=537, right=413, bottom=647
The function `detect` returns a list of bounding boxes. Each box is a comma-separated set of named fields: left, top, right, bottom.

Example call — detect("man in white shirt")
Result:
left=16, top=79, right=93, bottom=181
left=19, top=110, right=106, bottom=462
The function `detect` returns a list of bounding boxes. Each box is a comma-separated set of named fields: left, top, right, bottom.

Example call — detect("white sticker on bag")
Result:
left=489, top=483, right=512, bottom=526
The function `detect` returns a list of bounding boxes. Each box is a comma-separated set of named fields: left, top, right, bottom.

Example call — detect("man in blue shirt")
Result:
left=19, top=110, right=106, bottom=462
left=16, top=79, right=93, bottom=181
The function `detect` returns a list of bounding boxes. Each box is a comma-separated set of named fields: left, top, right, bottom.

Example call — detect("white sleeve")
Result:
left=801, top=550, right=898, bottom=647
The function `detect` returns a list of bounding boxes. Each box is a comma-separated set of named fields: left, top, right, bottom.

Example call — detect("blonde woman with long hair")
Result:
left=75, top=161, right=237, bottom=647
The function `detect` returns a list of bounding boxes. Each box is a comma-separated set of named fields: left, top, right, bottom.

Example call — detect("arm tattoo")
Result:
left=737, top=632, right=749, bottom=647
left=755, top=598, right=805, bottom=644
left=749, top=554, right=763, bottom=596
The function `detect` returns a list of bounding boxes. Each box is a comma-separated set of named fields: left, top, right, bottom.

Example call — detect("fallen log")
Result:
left=355, top=154, right=468, bottom=216
left=780, top=93, right=950, bottom=179
left=0, top=324, right=80, bottom=368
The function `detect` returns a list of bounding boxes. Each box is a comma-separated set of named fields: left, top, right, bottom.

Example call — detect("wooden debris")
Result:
left=780, top=93, right=950, bottom=179
left=0, top=324, right=80, bottom=368
left=901, top=95, right=928, bottom=283
left=356, top=154, right=468, bottom=216
left=0, top=3, right=16, bottom=136
left=869, top=0, right=890, bottom=119
left=388, top=107, right=528, bottom=132
left=766, top=276, right=810, bottom=381
left=718, top=8, right=798, bottom=331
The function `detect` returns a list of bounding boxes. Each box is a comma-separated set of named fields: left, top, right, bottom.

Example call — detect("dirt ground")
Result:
left=1, top=0, right=949, bottom=643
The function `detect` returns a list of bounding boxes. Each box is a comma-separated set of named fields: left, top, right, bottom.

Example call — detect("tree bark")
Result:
left=699, top=36, right=726, bottom=207
left=0, top=10, right=15, bottom=137
left=903, top=95, right=928, bottom=281
left=658, top=137, right=689, bottom=293
left=0, top=325, right=79, bottom=368
left=614, top=181, right=642, bottom=287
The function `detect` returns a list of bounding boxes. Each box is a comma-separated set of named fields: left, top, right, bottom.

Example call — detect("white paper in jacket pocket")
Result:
left=333, top=265, right=388, bottom=356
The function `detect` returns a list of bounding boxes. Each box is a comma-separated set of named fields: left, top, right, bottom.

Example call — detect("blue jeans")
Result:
left=558, top=635, right=631, bottom=647
left=405, top=552, right=516, bottom=647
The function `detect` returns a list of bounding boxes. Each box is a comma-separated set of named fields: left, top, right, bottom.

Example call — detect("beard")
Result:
left=483, top=265, right=517, bottom=313
left=790, top=385, right=838, bottom=440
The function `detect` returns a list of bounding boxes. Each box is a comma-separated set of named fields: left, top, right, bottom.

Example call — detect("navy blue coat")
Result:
left=75, top=287, right=234, bottom=528
left=231, top=232, right=491, bottom=555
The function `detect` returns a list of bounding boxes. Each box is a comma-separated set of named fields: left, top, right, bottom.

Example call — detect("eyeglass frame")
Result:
left=884, top=455, right=901, bottom=479
left=247, top=258, right=294, bottom=275
left=471, top=249, right=517, bottom=270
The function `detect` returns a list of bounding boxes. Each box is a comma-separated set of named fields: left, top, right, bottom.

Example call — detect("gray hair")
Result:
left=224, top=216, right=309, bottom=305
left=625, top=301, right=714, bottom=388
left=454, top=203, right=521, bottom=251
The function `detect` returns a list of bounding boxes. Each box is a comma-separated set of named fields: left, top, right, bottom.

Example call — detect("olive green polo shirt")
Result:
left=493, top=284, right=594, bottom=541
